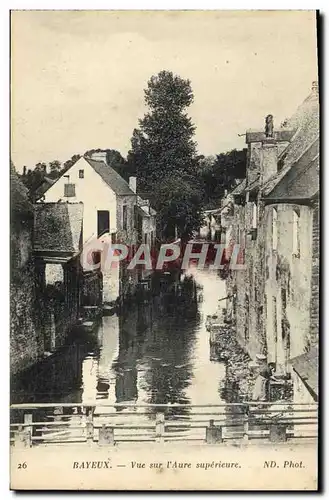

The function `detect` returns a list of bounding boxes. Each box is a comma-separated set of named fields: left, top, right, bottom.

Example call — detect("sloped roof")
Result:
left=231, top=178, right=247, bottom=196
left=84, top=158, right=135, bottom=196
left=10, top=164, right=34, bottom=216
left=290, top=347, right=318, bottom=401
left=34, top=202, right=83, bottom=254
left=278, top=86, right=319, bottom=170
left=263, top=138, right=319, bottom=201
left=137, top=195, right=157, bottom=217
left=34, top=176, right=56, bottom=200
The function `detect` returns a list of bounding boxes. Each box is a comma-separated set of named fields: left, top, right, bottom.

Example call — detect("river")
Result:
left=11, top=265, right=228, bottom=416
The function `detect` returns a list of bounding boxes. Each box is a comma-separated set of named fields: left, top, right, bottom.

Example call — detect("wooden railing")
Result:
left=10, top=402, right=318, bottom=448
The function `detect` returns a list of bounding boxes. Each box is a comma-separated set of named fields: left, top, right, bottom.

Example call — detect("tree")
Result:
left=34, top=162, right=47, bottom=173
left=106, top=149, right=130, bottom=181
left=62, top=154, right=81, bottom=173
left=48, top=160, right=62, bottom=179
left=127, top=70, right=202, bottom=240
left=198, top=149, right=247, bottom=209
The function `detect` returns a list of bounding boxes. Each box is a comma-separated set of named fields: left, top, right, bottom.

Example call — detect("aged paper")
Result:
left=10, top=10, right=319, bottom=491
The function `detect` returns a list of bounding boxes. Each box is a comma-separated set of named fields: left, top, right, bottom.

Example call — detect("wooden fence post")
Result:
left=206, top=420, right=223, bottom=444
left=243, top=407, right=249, bottom=442
left=14, top=425, right=25, bottom=448
left=54, top=406, right=63, bottom=422
left=155, top=413, right=165, bottom=443
left=85, top=409, right=94, bottom=444
left=270, top=423, right=287, bottom=443
left=98, top=425, right=115, bottom=446
left=24, top=413, right=33, bottom=447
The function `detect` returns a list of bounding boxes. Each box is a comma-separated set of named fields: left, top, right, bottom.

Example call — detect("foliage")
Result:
left=48, top=160, right=62, bottom=179
left=198, top=149, right=247, bottom=209
left=127, top=70, right=201, bottom=241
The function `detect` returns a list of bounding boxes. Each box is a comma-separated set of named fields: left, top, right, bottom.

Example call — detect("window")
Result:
left=252, top=203, right=258, bottom=229
left=272, top=208, right=278, bottom=251
left=236, top=228, right=240, bottom=245
left=97, top=210, right=110, bottom=238
left=92, top=251, right=101, bottom=265
left=134, top=205, right=138, bottom=229
left=244, top=294, right=249, bottom=341
left=123, top=205, right=128, bottom=231
left=79, top=169, right=84, bottom=179
left=64, top=183, right=75, bottom=197
left=292, top=210, right=300, bottom=257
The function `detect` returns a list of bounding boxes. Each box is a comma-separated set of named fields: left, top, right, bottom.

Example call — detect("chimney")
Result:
left=23, top=166, right=27, bottom=176
left=90, top=151, right=107, bottom=163
left=265, top=114, right=274, bottom=138
left=129, top=176, right=137, bottom=194
left=224, top=189, right=228, bottom=197
left=261, top=114, right=278, bottom=184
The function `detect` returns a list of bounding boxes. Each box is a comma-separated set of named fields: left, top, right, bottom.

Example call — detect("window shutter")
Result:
left=64, top=183, right=76, bottom=197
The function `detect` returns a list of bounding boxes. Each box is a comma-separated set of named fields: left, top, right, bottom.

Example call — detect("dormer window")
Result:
left=79, top=169, right=84, bottom=179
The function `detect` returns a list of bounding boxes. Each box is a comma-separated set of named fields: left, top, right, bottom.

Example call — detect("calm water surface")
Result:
left=12, top=266, right=227, bottom=414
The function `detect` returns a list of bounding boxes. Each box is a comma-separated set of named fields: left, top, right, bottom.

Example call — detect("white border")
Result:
left=2, top=2, right=327, bottom=498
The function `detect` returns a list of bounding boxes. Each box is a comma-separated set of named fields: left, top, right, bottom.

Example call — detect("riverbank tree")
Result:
left=127, top=70, right=203, bottom=241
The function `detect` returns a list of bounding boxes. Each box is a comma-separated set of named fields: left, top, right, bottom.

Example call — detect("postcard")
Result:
left=10, top=10, right=319, bottom=491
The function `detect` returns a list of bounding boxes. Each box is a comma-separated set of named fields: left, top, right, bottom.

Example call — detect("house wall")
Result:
left=264, top=203, right=313, bottom=373
left=142, top=215, right=156, bottom=246
left=43, top=157, right=118, bottom=244
left=43, top=158, right=139, bottom=303
left=291, top=371, right=317, bottom=437
left=225, top=196, right=267, bottom=360
left=35, top=258, right=81, bottom=352
left=310, top=200, right=319, bottom=345
left=101, top=194, right=138, bottom=303
left=10, top=218, right=42, bottom=374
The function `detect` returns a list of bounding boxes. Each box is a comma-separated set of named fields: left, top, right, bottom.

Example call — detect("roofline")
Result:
left=263, top=138, right=319, bottom=198
left=37, top=157, right=82, bottom=196
left=35, top=201, right=84, bottom=206
left=263, top=196, right=318, bottom=206
left=292, top=367, right=318, bottom=402
left=84, top=157, right=136, bottom=197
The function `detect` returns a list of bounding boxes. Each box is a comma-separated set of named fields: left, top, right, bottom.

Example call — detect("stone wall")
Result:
left=10, top=219, right=42, bottom=375
left=310, top=199, right=319, bottom=344
left=264, top=203, right=313, bottom=373
left=226, top=197, right=267, bottom=360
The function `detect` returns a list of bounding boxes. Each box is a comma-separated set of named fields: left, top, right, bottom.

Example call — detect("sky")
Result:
left=11, top=10, right=318, bottom=171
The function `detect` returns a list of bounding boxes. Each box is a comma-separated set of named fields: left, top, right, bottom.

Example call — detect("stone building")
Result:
left=224, top=82, right=319, bottom=388
left=10, top=165, right=41, bottom=374
left=33, top=202, right=86, bottom=353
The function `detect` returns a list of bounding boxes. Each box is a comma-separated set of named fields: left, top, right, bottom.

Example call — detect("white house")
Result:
left=42, top=155, right=137, bottom=244
left=41, top=154, right=138, bottom=303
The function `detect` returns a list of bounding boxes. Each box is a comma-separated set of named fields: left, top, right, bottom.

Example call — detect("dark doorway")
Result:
left=97, top=210, right=110, bottom=237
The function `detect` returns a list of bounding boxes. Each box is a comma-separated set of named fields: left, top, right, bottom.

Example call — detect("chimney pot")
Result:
left=265, top=114, right=274, bottom=138
left=129, top=176, right=137, bottom=194
left=312, top=81, right=318, bottom=93
left=90, top=151, right=107, bottom=163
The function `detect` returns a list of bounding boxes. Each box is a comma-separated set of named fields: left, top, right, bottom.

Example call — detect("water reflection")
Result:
left=12, top=267, right=227, bottom=421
